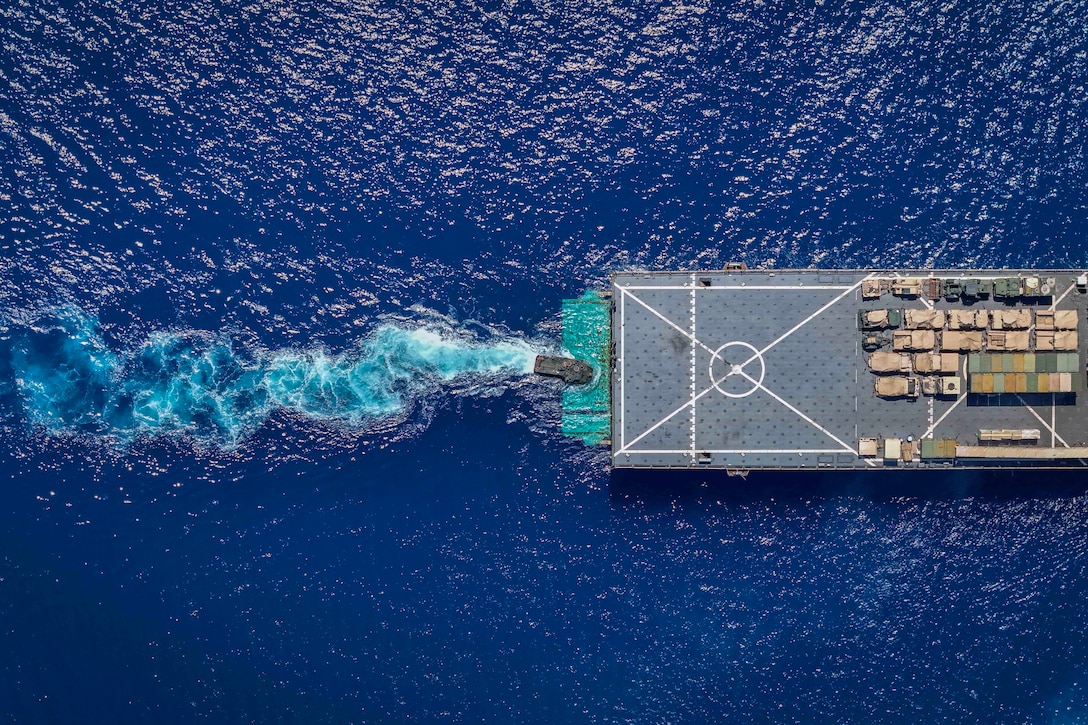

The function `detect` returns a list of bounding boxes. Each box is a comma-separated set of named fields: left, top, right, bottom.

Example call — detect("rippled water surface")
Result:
left=3, top=0, right=1088, bottom=722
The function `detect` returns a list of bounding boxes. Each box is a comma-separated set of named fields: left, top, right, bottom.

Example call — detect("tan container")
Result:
left=1061, top=372, right=1073, bottom=393
left=904, top=330, right=935, bottom=350
left=991, top=309, right=1032, bottom=330
left=1006, top=332, right=1030, bottom=351
left=942, top=330, right=983, bottom=352
left=948, top=309, right=986, bottom=330
left=1054, top=309, right=1079, bottom=329
left=905, top=309, right=946, bottom=330
left=1036, top=310, right=1056, bottom=331
left=1039, top=373, right=1050, bottom=393
left=869, top=351, right=912, bottom=373
left=912, top=353, right=937, bottom=373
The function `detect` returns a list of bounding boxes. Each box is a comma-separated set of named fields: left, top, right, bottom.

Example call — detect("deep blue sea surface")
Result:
left=3, top=0, right=1088, bottom=721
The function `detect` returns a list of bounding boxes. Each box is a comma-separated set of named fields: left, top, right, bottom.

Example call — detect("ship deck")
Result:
left=610, top=269, right=1088, bottom=470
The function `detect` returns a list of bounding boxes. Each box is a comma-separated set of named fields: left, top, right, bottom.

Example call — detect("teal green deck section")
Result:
left=561, top=291, right=612, bottom=445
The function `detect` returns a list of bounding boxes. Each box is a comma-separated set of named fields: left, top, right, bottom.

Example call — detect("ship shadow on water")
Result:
left=608, top=466, right=1088, bottom=505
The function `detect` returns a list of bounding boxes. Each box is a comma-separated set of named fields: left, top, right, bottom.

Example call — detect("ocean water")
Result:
left=2, top=0, right=1088, bottom=722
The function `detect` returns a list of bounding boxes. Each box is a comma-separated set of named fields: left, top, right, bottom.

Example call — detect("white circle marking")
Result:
left=708, top=341, right=766, bottom=398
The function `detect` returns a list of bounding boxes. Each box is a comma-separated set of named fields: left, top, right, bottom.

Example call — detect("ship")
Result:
left=546, top=268, right=1088, bottom=471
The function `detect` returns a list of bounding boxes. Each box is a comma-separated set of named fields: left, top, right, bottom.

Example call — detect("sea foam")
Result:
left=1, top=308, right=539, bottom=444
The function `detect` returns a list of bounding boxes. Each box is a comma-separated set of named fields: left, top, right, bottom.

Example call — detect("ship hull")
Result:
left=610, top=269, right=1088, bottom=471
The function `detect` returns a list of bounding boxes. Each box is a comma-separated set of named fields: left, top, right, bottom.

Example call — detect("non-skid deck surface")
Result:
left=611, top=270, right=1088, bottom=470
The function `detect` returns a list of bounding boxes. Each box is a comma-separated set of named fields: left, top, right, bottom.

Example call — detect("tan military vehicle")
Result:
left=904, top=309, right=946, bottom=329
left=912, top=352, right=960, bottom=374
left=892, top=329, right=936, bottom=351
left=941, top=330, right=983, bottom=351
left=858, top=309, right=903, bottom=330
left=868, top=352, right=912, bottom=374
left=874, top=376, right=920, bottom=398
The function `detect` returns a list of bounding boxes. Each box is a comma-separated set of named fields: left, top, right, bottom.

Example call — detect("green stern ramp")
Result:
left=560, top=290, right=612, bottom=446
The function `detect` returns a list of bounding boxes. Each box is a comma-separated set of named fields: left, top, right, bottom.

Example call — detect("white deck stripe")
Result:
left=618, top=276, right=873, bottom=458
left=869, top=275, right=1024, bottom=281
left=621, top=285, right=855, bottom=290
left=735, top=274, right=876, bottom=371
left=1017, top=396, right=1069, bottom=448
left=616, top=383, right=717, bottom=454
left=1050, top=280, right=1078, bottom=311
left=614, top=286, right=719, bottom=454
left=619, top=288, right=715, bottom=355
left=689, top=274, right=697, bottom=459
left=624, top=449, right=849, bottom=455
left=919, top=392, right=967, bottom=440
left=619, top=290, right=626, bottom=451
left=734, top=370, right=870, bottom=463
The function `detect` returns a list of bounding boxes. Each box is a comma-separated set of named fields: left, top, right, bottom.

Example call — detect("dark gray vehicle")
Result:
left=534, top=356, right=593, bottom=384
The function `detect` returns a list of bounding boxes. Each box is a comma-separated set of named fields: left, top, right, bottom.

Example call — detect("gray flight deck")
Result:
left=610, top=269, right=1088, bottom=470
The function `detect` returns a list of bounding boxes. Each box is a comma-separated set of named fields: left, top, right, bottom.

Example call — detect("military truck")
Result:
left=858, top=309, right=903, bottom=330
left=943, top=279, right=964, bottom=301
left=912, top=352, right=960, bottom=375
left=874, top=376, right=920, bottom=399
left=868, top=352, right=913, bottom=374
left=534, top=356, right=593, bottom=384
left=862, top=331, right=891, bottom=352
left=993, top=277, right=1022, bottom=300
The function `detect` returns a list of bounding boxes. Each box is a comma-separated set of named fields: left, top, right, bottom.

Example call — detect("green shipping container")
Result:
left=994, top=373, right=1006, bottom=394
left=921, top=439, right=957, bottom=460
left=968, top=355, right=981, bottom=374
